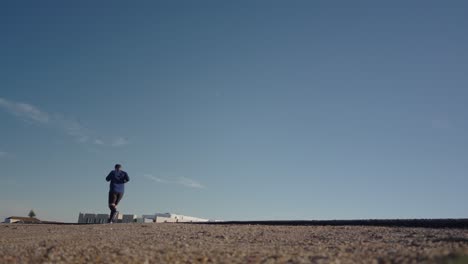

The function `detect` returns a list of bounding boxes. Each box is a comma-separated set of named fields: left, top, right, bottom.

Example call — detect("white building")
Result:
left=142, top=213, right=209, bottom=223
left=4, top=216, right=41, bottom=224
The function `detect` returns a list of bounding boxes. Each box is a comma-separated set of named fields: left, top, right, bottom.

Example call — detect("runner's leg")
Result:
left=108, top=192, right=117, bottom=223
left=115, top=192, right=124, bottom=206
left=111, top=193, right=124, bottom=222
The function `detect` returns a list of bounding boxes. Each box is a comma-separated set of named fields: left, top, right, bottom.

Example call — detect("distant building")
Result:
left=122, top=214, right=138, bottom=223
left=4, top=216, right=41, bottom=224
left=77, top=212, right=210, bottom=224
left=77, top=213, right=137, bottom=224
left=142, top=213, right=209, bottom=223
left=78, top=213, right=110, bottom=224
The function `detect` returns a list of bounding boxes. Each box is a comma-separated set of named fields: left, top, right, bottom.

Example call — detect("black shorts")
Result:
left=108, top=192, right=124, bottom=206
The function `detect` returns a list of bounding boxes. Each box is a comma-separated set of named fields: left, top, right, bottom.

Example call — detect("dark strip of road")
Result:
left=194, top=219, right=468, bottom=229
left=6, top=219, right=468, bottom=228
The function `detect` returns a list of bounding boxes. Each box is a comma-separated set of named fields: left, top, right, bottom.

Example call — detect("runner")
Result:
left=105, top=164, right=130, bottom=223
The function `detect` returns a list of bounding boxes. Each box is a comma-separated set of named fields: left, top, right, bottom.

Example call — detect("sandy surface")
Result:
left=1, top=223, right=468, bottom=263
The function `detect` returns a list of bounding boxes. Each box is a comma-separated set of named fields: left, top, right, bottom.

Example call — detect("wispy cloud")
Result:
left=54, top=115, right=93, bottom=143
left=144, top=174, right=205, bottom=189
left=94, top=139, right=104, bottom=145
left=0, top=97, right=49, bottom=123
left=177, top=177, right=205, bottom=188
left=144, top=174, right=168, bottom=183
left=0, top=97, right=128, bottom=147
left=112, top=137, right=129, bottom=147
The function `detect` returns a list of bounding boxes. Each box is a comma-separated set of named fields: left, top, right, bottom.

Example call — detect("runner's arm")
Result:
left=106, top=171, right=112, bottom=182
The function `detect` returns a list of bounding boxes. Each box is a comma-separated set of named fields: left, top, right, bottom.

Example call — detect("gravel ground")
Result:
left=1, top=223, right=468, bottom=263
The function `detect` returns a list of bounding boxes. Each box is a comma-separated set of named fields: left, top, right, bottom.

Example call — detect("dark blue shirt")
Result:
left=106, top=170, right=129, bottom=193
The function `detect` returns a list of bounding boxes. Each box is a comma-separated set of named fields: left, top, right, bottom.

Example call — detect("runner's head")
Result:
left=115, top=164, right=122, bottom=171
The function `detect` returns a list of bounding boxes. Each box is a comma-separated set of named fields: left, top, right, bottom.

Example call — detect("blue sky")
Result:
left=1, top=1, right=467, bottom=222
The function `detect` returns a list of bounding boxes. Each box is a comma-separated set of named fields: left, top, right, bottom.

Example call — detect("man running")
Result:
left=106, top=164, right=130, bottom=223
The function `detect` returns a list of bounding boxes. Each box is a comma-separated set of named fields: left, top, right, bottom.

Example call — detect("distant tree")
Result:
left=28, top=210, right=36, bottom=218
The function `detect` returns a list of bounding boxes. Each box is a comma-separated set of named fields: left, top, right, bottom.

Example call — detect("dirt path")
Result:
left=1, top=224, right=467, bottom=263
